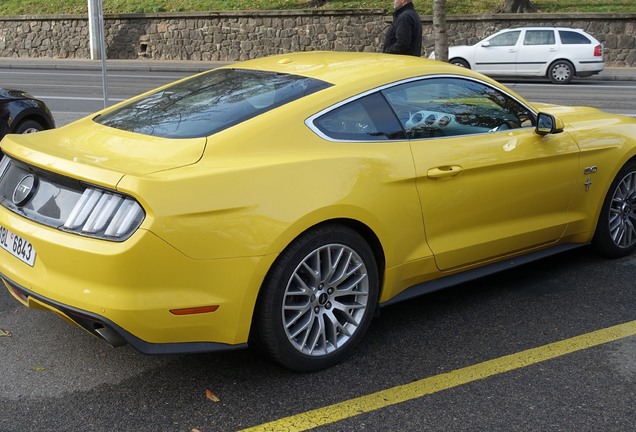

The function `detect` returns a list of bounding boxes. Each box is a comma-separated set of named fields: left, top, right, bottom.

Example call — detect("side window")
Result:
left=559, top=31, right=592, bottom=45
left=312, top=92, right=406, bottom=141
left=381, top=77, right=535, bottom=140
left=488, top=30, right=521, bottom=47
left=524, top=30, right=556, bottom=46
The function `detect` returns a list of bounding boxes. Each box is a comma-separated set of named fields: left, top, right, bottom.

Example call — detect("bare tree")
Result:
left=432, top=0, right=448, bottom=62
left=498, top=0, right=539, bottom=13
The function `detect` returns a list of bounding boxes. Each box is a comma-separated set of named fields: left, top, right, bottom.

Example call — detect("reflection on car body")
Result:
left=0, top=52, right=634, bottom=372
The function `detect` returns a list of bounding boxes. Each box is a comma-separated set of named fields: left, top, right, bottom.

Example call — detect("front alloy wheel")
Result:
left=251, top=225, right=379, bottom=372
left=593, top=161, right=636, bottom=257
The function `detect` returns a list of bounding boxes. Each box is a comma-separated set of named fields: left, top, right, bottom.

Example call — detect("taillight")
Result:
left=63, top=187, right=145, bottom=241
left=594, top=44, right=603, bottom=57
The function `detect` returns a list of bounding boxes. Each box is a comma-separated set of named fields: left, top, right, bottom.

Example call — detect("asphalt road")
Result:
left=502, top=79, right=636, bottom=117
left=0, top=65, right=635, bottom=432
left=0, top=64, right=635, bottom=125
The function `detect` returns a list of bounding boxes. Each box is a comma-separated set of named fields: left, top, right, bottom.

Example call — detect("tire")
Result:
left=548, top=60, right=575, bottom=84
left=592, top=160, right=636, bottom=258
left=14, top=119, right=45, bottom=134
left=450, top=58, right=470, bottom=69
left=250, top=224, right=379, bottom=372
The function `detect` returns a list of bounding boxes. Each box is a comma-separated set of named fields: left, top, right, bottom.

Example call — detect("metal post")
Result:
left=88, top=0, right=100, bottom=60
left=88, top=0, right=109, bottom=107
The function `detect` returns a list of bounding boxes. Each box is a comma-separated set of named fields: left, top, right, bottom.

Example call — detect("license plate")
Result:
left=0, top=225, right=36, bottom=266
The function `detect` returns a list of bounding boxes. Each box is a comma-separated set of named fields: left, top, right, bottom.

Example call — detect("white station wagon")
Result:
left=430, top=27, right=604, bottom=84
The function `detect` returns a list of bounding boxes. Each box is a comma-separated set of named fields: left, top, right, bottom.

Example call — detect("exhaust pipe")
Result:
left=95, top=325, right=128, bottom=348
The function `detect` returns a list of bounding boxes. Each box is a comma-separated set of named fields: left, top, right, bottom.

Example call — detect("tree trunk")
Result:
left=498, top=0, right=539, bottom=13
left=432, top=0, right=448, bottom=62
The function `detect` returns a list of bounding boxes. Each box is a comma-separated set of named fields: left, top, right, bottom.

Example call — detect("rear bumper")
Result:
left=0, top=204, right=277, bottom=351
left=576, top=60, right=604, bottom=76
left=576, top=69, right=603, bottom=78
left=2, top=274, right=247, bottom=354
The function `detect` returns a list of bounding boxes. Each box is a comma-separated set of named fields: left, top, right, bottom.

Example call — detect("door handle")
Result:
left=427, top=165, right=463, bottom=179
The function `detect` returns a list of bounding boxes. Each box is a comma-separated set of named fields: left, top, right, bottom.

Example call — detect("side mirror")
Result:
left=536, top=112, right=564, bottom=136
left=482, top=41, right=491, bottom=47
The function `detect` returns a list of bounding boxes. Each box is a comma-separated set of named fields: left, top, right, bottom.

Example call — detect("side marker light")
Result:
left=169, top=305, right=220, bottom=315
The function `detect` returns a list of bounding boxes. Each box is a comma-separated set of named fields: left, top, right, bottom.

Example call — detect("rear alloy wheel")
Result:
left=14, top=119, right=45, bottom=134
left=548, top=60, right=575, bottom=84
left=251, top=224, right=379, bottom=372
left=593, top=161, right=636, bottom=257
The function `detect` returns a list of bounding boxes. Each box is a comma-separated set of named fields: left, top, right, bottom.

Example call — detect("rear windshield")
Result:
left=94, top=68, right=332, bottom=139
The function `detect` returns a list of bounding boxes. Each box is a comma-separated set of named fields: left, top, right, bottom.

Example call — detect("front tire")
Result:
left=548, top=60, right=575, bottom=84
left=251, top=224, right=379, bottom=372
left=593, top=161, right=636, bottom=257
left=450, top=58, right=470, bottom=69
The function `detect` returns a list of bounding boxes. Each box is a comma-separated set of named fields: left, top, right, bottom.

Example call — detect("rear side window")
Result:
left=95, top=69, right=332, bottom=139
left=312, top=92, right=406, bottom=141
left=524, top=30, right=555, bottom=45
left=559, top=31, right=592, bottom=44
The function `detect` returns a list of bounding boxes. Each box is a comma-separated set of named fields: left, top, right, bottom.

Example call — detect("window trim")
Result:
left=305, top=75, right=538, bottom=143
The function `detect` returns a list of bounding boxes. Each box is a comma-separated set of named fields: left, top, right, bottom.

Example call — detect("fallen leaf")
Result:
left=191, top=429, right=202, bottom=432
left=205, top=388, right=220, bottom=403
left=0, top=328, right=11, bottom=337
left=32, top=367, right=47, bottom=371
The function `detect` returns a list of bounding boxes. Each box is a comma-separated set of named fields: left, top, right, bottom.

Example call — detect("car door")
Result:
left=473, top=29, right=521, bottom=75
left=517, top=29, right=558, bottom=75
left=308, top=90, right=434, bottom=268
left=382, top=77, right=580, bottom=271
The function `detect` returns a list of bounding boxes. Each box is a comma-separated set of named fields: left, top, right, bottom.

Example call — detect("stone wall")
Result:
left=0, top=11, right=634, bottom=66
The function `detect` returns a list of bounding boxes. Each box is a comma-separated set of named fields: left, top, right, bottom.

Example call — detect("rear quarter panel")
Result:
left=117, top=100, right=433, bottom=270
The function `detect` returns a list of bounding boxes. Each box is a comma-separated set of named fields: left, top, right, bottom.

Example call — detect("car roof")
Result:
left=507, top=26, right=588, bottom=32
left=217, top=51, right=486, bottom=88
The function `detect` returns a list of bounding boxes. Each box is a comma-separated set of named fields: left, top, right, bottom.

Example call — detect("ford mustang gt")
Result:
left=0, top=52, right=634, bottom=372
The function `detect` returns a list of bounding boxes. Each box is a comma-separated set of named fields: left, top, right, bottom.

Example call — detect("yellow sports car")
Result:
left=0, top=52, right=634, bottom=372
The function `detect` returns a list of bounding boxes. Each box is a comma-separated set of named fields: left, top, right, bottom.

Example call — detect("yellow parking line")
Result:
left=240, top=320, right=636, bottom=432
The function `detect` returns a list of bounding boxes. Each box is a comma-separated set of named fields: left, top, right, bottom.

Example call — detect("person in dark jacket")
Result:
left=382, top=0, right=423, bottom=56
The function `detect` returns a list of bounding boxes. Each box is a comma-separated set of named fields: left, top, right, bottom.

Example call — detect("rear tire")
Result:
left=250, top=224, right=379, bottom=372
left=548, top=60, right=575, bottom=84
left=592, top=161, right=636, bottom=257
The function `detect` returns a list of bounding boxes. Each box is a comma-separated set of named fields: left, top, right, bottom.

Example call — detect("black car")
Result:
left=0, top=88, right=55, bottom=141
